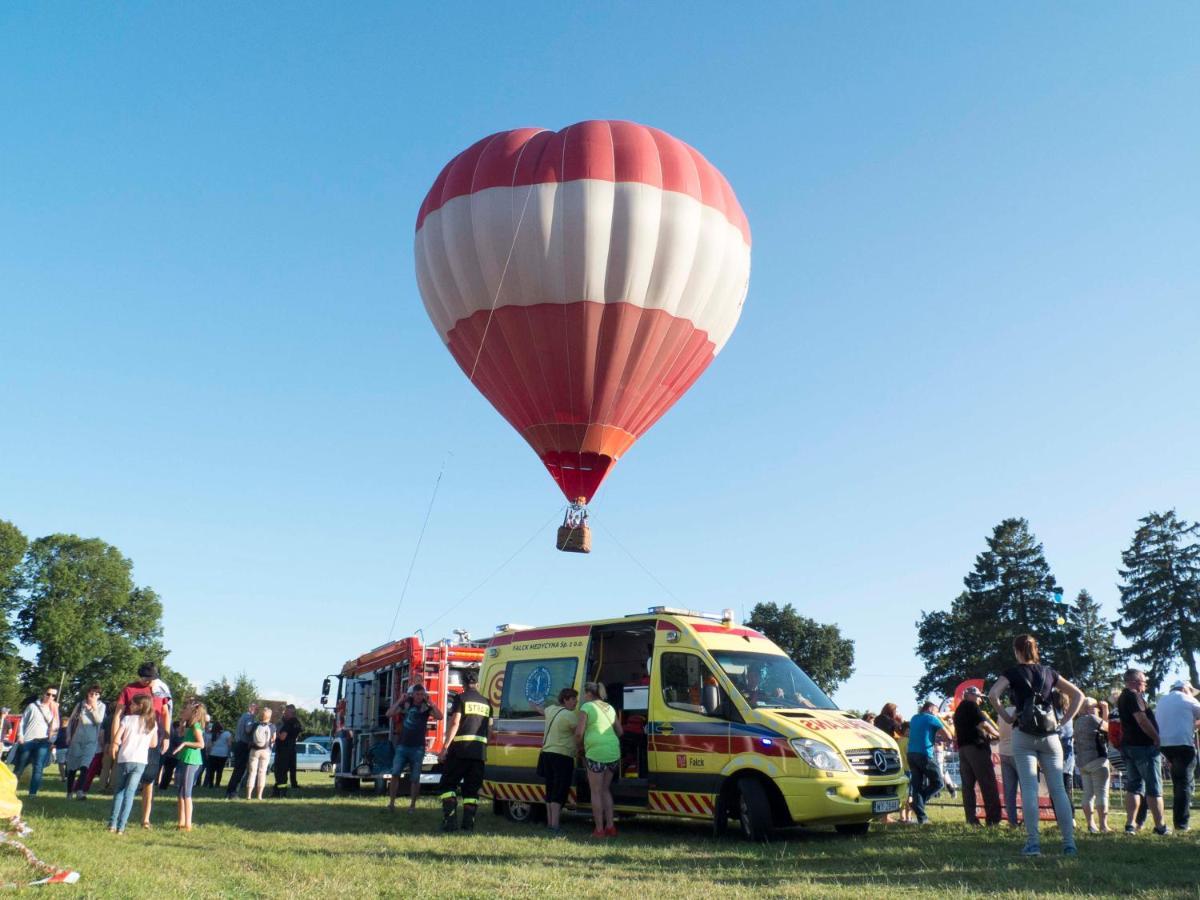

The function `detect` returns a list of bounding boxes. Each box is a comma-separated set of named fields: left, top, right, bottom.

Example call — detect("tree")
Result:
left=1117, top=510, right=1200, bottom=691
left=1067, top=589, right=1123, bottom=700
left=915, top=518, right=1074, bottom=700
left=296, top=707, right=333, bottom=738
left=745, top=602, right=855, bottom=695
left=0, top=519, right=29, bottom=711
left=201, top=674, right=259, bottom=731
left=11, top=534, right=170, bottom=703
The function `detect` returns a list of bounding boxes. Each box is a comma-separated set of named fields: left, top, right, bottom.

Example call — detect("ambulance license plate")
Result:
left=872, top=799, right=901, bottom=814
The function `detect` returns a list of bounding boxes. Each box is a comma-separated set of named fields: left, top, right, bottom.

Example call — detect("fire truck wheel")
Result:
left=334, top=776, right=360, bottom=793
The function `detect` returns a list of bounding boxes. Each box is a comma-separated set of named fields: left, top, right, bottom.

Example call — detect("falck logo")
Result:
left=872, top=750, right=888, bottom=773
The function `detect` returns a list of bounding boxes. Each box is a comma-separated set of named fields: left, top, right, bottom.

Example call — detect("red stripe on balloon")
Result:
left=444, top=301, right=716, bottom=502
left=416, top=120, right=750, bottom=244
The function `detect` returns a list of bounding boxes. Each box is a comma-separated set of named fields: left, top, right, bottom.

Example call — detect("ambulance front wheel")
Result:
left=835, top=822, right=870, bottom=836
left=735, top=778, right=772, bottom=843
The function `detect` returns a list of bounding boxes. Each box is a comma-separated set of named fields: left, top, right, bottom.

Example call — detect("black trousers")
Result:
left=159, top=754, right=178, bottom=789
left=1162, top=745, right=1196, bottom=829
left=440, top=756, right=484, bottom=803
left=958, top=743, right=1003, bottom=825
left=204, top=756, right=228, bottom=788
left=274, top=750, right=298, bottom=788
left=225, top=742, right=250, bottom=796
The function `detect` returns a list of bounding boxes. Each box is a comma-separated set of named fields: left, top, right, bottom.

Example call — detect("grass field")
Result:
left=3, top=770, right=1199, bottom=898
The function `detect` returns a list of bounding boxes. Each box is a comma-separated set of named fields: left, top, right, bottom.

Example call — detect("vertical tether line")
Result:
left=388, top=457, right=449, bottom=639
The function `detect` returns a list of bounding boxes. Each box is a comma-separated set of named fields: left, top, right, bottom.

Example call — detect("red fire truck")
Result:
left=323, top=631, right=486, bottom=791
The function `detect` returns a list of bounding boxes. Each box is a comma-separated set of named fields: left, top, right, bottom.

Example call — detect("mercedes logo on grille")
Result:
left=872, top=749, right=888, bottom=772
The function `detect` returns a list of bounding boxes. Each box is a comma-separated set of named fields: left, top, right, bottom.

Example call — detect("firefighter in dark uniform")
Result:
left=437, top=670, right=491, bottom=832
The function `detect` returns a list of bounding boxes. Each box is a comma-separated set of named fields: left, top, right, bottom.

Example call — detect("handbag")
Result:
left=1016, top=666, right=1059, bottom=736
left=536, top=708, right=565, bottom=777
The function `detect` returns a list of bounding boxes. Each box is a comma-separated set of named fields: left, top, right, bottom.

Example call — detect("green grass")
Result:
left=3, top=771, right=1199, bottom=898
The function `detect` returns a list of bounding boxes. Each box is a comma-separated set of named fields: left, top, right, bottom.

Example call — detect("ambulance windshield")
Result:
left=711, top=651, right=837, bottom=710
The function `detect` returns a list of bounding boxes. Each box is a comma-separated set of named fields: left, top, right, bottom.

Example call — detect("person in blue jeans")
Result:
left=906, top=701, right=952, bottom=824
left=13, top=688, right=61, bottom=797
left=989, top=634, right=1083, bottom=857
left=1117, top=668, right=1167, bottom=834
left=109, top=696, right=157, bottom=833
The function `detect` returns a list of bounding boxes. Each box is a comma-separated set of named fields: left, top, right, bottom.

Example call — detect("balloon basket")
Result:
left=556, top=524, right=591, bottom=554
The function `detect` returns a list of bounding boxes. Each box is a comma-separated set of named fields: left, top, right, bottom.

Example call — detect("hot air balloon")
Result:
left=414, top=120, right=751, bottom=551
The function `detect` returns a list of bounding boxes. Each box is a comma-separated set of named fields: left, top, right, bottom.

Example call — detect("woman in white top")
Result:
left=109, top=696, right=157, bottom=833
left=204, top=723, right=233, bottom=788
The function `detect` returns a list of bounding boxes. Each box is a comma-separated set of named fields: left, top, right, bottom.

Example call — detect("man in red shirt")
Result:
left=111, top=662, right=172, bottom=829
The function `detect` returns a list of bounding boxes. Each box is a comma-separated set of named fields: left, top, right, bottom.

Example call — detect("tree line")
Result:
left=915, top=510, right=1200, bottom=701
left=0, top=517, right=330, bottom=736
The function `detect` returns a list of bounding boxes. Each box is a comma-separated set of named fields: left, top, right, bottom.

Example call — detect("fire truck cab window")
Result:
left=500, top=658, right=579, bottom=719
left=660, top=652, right=722, bottom=717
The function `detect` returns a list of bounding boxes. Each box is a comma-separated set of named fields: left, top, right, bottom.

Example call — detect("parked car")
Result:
left=301, top=735, right=332, bottom=752
left=269, top=742, right=333, bottom=772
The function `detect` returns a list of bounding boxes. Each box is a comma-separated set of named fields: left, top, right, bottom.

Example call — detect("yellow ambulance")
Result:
left=480, top=607, right=906, bottom=839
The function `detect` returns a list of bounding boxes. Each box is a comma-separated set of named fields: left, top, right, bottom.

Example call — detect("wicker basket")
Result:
left=556, top=524, right=592, bottom=553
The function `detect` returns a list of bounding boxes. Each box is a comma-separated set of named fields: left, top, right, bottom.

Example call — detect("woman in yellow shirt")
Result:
left=533, top=688, right=579, bottom=835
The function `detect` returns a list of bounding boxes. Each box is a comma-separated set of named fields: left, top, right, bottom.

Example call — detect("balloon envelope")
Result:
left=414, top=120, right=751, bottom=502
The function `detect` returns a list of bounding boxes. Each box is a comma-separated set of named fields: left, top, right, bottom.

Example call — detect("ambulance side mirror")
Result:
left=702, top=684, right=721, bottom=717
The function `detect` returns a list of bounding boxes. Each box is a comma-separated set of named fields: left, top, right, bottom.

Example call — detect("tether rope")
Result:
left=590, top=515, right=680, bottom=603
left=420, top=504, right=563, bottom=632
left=388, top=455, right=449, bottom=639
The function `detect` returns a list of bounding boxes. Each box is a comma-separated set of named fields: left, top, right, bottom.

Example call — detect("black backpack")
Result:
left=1016, top=666, right=1059, bottom=736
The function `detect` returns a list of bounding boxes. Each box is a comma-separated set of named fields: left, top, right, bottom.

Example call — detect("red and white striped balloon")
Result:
left=414, top=120, right=750, bottom=503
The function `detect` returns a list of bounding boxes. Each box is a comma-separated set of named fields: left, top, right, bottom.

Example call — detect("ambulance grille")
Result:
left=845, top=748, right=901, bottom=776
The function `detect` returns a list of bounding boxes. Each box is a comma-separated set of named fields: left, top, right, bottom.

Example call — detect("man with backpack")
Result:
left=224, top=702, right=258, bottom=800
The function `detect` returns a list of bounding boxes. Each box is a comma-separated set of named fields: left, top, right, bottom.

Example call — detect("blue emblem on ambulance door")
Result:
left=524, top=666, right=551, bottom=705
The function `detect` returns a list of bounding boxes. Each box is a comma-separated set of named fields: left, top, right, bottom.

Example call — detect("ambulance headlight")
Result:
left=789, top=738, right=847, bottom=772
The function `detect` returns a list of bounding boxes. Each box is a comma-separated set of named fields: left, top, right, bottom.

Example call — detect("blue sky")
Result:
left=3, top=4, right=1197, bottom=713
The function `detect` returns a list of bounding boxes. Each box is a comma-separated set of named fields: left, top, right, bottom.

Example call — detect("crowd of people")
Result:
left=3, top=662, right=309, bottom=834
left=866, top=634, right=1200, bottom=856
left=7, top=636, right=1199, bottom=853
left=377, top=672, right=623, bottom=839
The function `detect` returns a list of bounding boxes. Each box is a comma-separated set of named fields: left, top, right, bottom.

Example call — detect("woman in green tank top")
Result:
left=574, top=682, right=624, bottom=838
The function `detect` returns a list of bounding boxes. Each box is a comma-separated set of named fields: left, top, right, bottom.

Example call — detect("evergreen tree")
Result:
left=915, top=518, right=1072, bottom=699
left=1067, top=589, right=1123, bottom=699
left=1117, top=510, right=1200, bottom=690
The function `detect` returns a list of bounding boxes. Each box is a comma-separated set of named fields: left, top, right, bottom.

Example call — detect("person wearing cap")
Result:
left=1155, top=679, right=1200, bottom=831
left=906, top=700, right=952, bottom=825
left=951, top=686, right=1002, bottom=825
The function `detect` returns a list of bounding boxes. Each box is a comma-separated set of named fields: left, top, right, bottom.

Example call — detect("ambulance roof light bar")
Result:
left=495, top=623, right=534, bottom=633
left=645, top=606, right=737, bottom=624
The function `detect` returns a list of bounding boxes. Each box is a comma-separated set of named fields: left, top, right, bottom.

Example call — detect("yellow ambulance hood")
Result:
left=754, top=708, right=896, bottom=752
